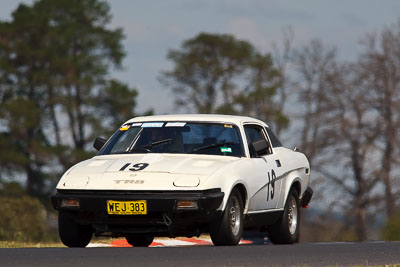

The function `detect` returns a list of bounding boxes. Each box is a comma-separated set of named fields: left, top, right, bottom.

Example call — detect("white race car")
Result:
left=51, top=114, right=312, bottom=247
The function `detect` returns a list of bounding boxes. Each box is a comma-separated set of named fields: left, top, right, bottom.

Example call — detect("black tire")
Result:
left=58, top=212, right=92, bottom=248
left=126, top=235, right=154, bottom=247
left=268, top=189, right=300, bottom=244
left=210, top=188, right=244, bottom=246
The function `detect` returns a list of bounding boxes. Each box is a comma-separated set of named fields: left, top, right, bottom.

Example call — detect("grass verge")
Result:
left=0, top=241, right=65, bottom=248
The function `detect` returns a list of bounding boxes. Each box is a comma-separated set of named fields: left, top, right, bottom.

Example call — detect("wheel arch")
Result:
left=232, top=183, right=247, bottom=212
left=277, top=173, right=303, bottom=209
left=290, top=180, right=301, bottom=195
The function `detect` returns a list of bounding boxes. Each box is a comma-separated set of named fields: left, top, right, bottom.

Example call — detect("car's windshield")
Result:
left=98, top=122, right=244, bottom=157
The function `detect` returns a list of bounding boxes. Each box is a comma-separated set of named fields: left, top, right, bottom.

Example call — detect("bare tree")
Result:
left=293, top=40, right=383, bottom=241
left=325, top=65, right=382, bottom=241
left=357, top=21, right=400, bottom=219
left=271, top=26, right=295, bottom=135
left=292, top=39, right=338, bottom=165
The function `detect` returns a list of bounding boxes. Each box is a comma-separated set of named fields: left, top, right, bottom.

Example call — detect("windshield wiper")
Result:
left=129, top=138, right=172, bottom=152
left=191, top=142, right=235, bottom=153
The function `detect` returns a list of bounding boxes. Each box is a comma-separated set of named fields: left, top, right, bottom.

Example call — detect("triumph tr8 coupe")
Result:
left=50, top=114, right=313, bottom=247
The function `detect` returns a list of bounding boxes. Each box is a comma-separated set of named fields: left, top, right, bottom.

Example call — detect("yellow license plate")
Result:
left=107, top=200, right=147, bottom=215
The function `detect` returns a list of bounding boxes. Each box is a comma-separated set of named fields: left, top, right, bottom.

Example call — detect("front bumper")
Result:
left=50, top=188, right=224, bottom=237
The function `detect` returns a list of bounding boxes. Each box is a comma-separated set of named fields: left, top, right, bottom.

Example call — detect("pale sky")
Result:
left=1, top=0, right=400, bottom=114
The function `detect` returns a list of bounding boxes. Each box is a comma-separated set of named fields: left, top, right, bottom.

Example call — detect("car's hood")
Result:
left=68, top=153, right=239, bottom=176
left=58, top=154, right=240, bottom=190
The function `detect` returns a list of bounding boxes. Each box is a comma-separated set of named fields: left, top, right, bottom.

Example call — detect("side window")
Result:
left=265, top=127, right=283, bottom=147
left=244, top=125, right=271, bottom=157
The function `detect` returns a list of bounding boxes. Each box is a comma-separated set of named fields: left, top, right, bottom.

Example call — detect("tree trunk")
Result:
left=351, top=138, right=368, bottom=241
left=74, top=84, right=85, bottom=150
left=381, top=87, right=395, bottom=218
left=355, top=201, right=368, bottom=241
left=47, top=86, right=61, bottom=146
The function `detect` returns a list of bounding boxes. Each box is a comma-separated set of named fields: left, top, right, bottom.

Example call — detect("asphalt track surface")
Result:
left=1, top=241, right=400, bottom=266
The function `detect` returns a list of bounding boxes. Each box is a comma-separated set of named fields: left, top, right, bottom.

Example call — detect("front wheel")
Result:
left=58, top=212, right=92, bottom=248
left=268, top=189, right=300, bottom=244
left=126, top=235, right=154, bottom=247
left=210, top=188, right=244, bottom=246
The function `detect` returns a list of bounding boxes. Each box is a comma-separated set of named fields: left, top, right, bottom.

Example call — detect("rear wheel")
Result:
left=58, top=212, right=92, bottom=248
left=126, top=235, right=154, bottom=247
left=210, top=188, right=244, bottom=246
left=268, top=189, right=300, bottom=244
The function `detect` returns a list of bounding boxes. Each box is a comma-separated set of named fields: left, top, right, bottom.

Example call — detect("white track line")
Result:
left=152, top=239, right=198, bottom=247
left=87, top=243, right=112, bottom=247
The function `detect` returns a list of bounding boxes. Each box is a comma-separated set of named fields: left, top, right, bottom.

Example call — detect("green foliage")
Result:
left=235, top=53, right=288, bottom=130
left=382, top=212, right=400, bottom=241
left=0, top=97, right=55, bottom=200
left=161, top=32, right=288, bottom=131
left=162, top=32, right=254, bottom=113
left=98, top=79, right=139, bottom=135
left=0, top=182, right=48, bottom=242
left=0, top=0, right=139, bottom=202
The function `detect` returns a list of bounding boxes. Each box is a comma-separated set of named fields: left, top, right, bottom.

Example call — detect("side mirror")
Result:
left=93, top=137, right=107, bottom=151
left=251, top=139, right=269, bottom=156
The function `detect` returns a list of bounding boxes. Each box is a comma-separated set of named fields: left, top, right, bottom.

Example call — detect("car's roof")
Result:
left=124, top=114, right=268, bottom=127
